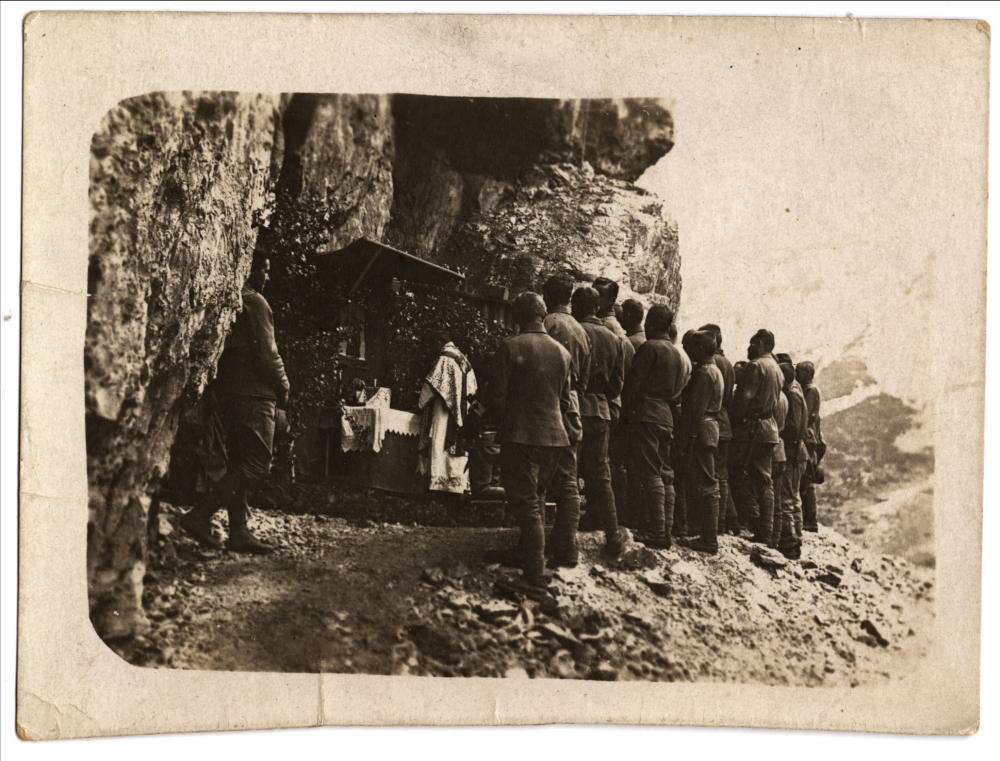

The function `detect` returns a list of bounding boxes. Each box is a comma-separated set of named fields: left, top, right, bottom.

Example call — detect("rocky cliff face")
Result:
left=87, top=92, right=283, bottom=640
left=87, top=92, right=678, bottom=644
left=386, top=96, right=679, bottom=307
left=270, top=94, right=395, bottom=253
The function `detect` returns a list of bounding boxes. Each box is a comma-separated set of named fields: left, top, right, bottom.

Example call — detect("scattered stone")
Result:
left=422, top=567, right=446, bottom=585
left=504, top=666, right=530, bottom=679
left=750, top=546, right=788, bottom=570
left=800, top=561, right=818, bottom=570
left=549, top=650, right=579, bottom=679
left=814, top=572, right=842, bottom=589
left=860, top=620, right=890, bottom=647
left=445, top=595, right=472, bottom=610
left=669, top=560, right=708, bottom=585
left=474, top=631, right=495, bottom=649
left=623, top=612, right=654, bottom=630
left=618, top=546, right=660, bottom=570
left=474, top=600, right=519, bottom=624
left=538, top=622, right=581, bottom=647
left=640, top=572, right=673, bottom=597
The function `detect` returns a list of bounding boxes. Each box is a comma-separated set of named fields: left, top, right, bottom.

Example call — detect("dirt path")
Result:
left=123, top=501, right=935, bottom=686
left=139, top=514, right=510, bottom=674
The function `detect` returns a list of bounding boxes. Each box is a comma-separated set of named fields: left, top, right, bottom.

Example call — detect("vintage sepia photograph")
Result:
left=86, top=87, right=937, bottom=683
left=15, top=10, right=987, bottom=740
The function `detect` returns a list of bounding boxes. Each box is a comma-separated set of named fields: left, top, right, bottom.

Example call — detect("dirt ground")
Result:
left=117, top=498, right=934, bottom=686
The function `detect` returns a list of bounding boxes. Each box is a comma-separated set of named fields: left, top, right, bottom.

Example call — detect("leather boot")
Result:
left=227, top=494, right=274, bottom=554
left=717, top=478, right=729, bottom=535
left=179, top=504, right=223, bottom=550
left=178, top=469, right=249, bottom=550
left=519, top=503, right=547, bottom=583
left=778, top=515, right=801, bottom=559
left=678, top=536, right=718, bottom=555
left=641, top=477, right=668, bottom=544
left=801, top=480, right=819, bottom=532
left=699, top=489, right=720, bottom=553
left=672, top=478, right=688, bottom=537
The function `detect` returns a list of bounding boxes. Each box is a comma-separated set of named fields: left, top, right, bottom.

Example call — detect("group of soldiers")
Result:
left=178, top=257, right=823, bottom=586
left=487, top=274, right=823, bottom=593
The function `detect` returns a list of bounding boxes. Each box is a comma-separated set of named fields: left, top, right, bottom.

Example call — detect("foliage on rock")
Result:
left=437, top=162, right=681, bottom=311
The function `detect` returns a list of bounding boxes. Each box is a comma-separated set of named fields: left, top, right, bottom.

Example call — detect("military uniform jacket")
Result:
left=783, top=380, right=809, bottom=460
left=543, top=307, right=592, bottom=394
left=712, top=349, right=736, bottom=441
left=772, top=391, right=789, bottom=463
left=621, top=337, right=689, bottom=428
left=732, top=352, right=783, bottom=443
left=802, top=383, right=823, bottom=446
left=578, top=317, right=625, bottom=420
left=491, top=325, right=573, bottom=447
left=214, top=285, right=290, bottom=399
left=678, top=361, right=724, bottom=447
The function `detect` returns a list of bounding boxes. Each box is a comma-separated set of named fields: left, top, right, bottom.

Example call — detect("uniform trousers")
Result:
left=578, top=417, right=621, bottom=545
left=628, top=422, right=674, bottom=541
left=731, top=439, right=778, bottom=542
left=499, top=442, right=560, bottom=583
left=544, top=442, right=583, bottom=563
left=684, top=440, right=720, bottom=550
left=716, top=438, right=737, bottom=534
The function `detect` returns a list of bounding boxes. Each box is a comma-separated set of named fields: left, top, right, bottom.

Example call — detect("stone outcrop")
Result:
left=270, top=93, right=394, bottom=253
left=436, top=162, right=679, bottom=310
left=386, top=96, right=679, bottom=308
left=87, top=91, right=678, bottom=644
left=87, top=92, right=283, bottom=640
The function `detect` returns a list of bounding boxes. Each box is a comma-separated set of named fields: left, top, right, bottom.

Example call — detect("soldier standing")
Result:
left=797, top=361, right=823, bottom=533
left=730, top=329, right=783, bottom=544
left=541, top=275, right=592, bottom=567
left=675, top=330, right=725, bottom=554
left=700, top=323, right=737, bottom=535
left=572, top=287, right=627, bottom=557
left=489, top=293, right=579, bottom=590
left=621, top=306, right=689, bottom=549
left=180, top=255, right=289, bottom=555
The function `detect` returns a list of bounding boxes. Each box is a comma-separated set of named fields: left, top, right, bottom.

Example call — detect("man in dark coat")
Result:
left=776, top=359, right=807, bottom=557
left=572, top=286, right=627, bottom=556
left=797, top=360, right=823, bottom=532
left=700, top=324, right=738, bottom=535
left=541, top=274, right=591, bottom=566
left=622, top=299, right=647, bottom=352
left=592, top=278, right=634, bottom=528
left=676, top=330, right=725, bottom=554
left=730, top=329, right=783, bottom=544
left=491, top=292, right=578, bottom=588
left=180, top=255, right=290, bottom=554
left=621, top=305, right=689, bottom=548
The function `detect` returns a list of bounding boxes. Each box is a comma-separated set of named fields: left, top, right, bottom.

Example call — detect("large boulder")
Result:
left=86, top=92, right=283, bottom=641
left=436, top=162, right=680, bottom=310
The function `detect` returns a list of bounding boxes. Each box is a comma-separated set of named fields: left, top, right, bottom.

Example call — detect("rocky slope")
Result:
left=124, top=501, right=934, bottom=686
left=87, top=92, right=679, bottom=643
